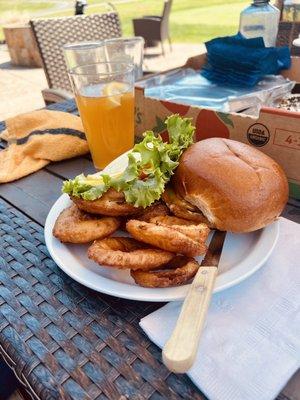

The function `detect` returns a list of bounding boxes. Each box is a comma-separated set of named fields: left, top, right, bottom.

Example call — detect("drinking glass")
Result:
left=69, top=62, right=135, bottom=169
left=104, top=37, right=144, bottom=80
left=63, top=37, right=144, bottom=79
left=63, top=42, right=106, bottom=70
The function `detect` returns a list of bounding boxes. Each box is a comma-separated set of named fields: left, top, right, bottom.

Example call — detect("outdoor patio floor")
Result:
left=0, top=43, right=204, bottom=120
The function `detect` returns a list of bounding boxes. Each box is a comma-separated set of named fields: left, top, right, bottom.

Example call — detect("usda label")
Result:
left=247, top=123, right=270, bottom=147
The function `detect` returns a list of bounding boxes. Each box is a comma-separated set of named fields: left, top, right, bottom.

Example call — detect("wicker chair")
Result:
left=30, top=12, right=122, bottom=104
left=133, top=0, right=172, bottom=56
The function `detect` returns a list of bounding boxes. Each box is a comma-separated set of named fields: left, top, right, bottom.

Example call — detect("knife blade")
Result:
left=201, top=230, right=227, bottom=267
left=162, top=229, right=227, bottom=373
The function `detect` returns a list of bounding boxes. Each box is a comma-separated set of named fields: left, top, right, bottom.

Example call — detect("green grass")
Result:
left=0, top=1, right=54, bottom=13
left=0, top=0, right=247, bottom=43
left=93, top=0, right=247, bottom=42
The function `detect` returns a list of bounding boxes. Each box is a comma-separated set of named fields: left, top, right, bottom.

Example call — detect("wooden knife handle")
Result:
left=162, top=266, right=218, bottom=373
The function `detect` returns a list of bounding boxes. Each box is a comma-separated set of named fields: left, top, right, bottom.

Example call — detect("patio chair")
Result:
left=275, top=1, right=300, bottom=56
left=132, top=0, right=172, bottom=56
left=30, top=12, right=122, bottom=104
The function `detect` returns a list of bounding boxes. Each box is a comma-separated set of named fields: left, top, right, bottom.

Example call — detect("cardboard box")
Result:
left=135, top=55, right=300, bottom=199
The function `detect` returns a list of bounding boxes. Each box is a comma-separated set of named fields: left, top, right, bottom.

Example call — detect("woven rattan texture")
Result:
left=30, top=13, right=122, bottom=92
left=0, top=198, right=205, bottom=400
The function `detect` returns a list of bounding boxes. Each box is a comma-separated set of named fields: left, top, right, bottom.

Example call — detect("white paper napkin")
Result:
left=140, top=218, right=300, bottom=400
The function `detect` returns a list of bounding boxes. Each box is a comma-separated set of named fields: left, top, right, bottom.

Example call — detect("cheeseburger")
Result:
left=163, top=138, right=288, bottom=233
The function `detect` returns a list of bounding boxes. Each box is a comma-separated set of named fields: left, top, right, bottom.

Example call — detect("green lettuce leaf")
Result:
left=62, top=174, right=110, bottom=200
left=109, top=153, right=138, bottom=192
left=62, top=114, right=195, bottom=207
left=123, top=169, right=165, bottom=208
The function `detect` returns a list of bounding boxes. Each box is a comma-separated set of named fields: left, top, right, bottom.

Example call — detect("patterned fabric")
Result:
left=30, top=13, right=122, bottom=92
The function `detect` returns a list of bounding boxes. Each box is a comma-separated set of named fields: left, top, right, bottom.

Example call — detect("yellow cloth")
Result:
left=0, top=110, right=89, bottom=183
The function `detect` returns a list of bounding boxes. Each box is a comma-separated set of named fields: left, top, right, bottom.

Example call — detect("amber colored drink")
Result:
left=76, top=83, right=134, bottom=169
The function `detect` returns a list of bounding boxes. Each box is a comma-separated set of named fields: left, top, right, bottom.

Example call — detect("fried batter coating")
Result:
left=126, top=220, right=208, bottom=257
left=131, top=255, right=199, bottom=287
left=162, top=189, right=212, bottom=225
left=167, top=203, right=209, bottom=224
left=117, top=202, right=169, bottom=231
left=53, top=204, right=120, bottom=243
left=150, top=215, right=210, bottom=242
left=88, top=237, right=174, bottom=270
left=134, top=202, right=169, bottom=222
left=72, top=188, right=141, bottom=216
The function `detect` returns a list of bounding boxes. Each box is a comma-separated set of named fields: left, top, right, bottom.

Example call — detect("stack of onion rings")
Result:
left=54, top=188, right=211, bottom=288
left=131, top=255, right=199, bottom=287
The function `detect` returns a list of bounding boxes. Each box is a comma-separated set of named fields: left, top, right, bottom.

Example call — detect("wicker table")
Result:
left=0, top=99, right=299, bottom=400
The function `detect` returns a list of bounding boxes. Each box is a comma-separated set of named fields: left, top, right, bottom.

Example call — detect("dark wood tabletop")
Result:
left=0, top=99, right=299, bottom=400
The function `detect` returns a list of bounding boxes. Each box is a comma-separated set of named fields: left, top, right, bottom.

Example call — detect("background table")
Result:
left=0, top=99, right=299, bottom=399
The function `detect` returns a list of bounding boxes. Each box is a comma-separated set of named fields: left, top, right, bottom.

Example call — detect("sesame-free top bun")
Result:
left=172, top=138, right=288, bottom=232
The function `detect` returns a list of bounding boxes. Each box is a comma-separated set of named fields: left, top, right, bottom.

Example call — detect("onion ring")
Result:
left=88, top=237, right=174, bottom=270
left=131, top=255, right=199, bottom=288
left=118, top=202, right=169, bottom=231
left=134, top=202, right=169, bottom=222
left=150, top=215, right=210, bottom=242
left=53, top=204, right=120, bottom=243
left=126, top=219, right=208, bottom=257
left=71, top=188, right=141, bottom=216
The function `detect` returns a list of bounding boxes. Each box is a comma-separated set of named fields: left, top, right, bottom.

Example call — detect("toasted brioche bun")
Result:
left=172, top=138, right=288, bottom=232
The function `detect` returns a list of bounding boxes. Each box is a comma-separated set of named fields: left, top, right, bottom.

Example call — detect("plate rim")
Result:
left=45, top=193, right=279, bottom=302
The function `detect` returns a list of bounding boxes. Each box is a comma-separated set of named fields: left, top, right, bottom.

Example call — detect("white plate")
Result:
left=44, top=152, right=279, bottom=302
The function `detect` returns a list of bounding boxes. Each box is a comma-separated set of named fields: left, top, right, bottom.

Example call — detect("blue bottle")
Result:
left=239, top=0, right=280, bottom=47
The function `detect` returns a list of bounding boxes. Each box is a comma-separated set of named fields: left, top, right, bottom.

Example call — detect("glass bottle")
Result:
left=239, top=0, right=280, bottom=47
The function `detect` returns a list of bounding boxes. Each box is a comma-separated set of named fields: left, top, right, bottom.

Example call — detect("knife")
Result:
left=162, top=230, right=226, bottom=373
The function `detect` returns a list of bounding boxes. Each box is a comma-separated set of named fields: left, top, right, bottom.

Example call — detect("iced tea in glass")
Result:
left=69, top=62, right=134, bottom=169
